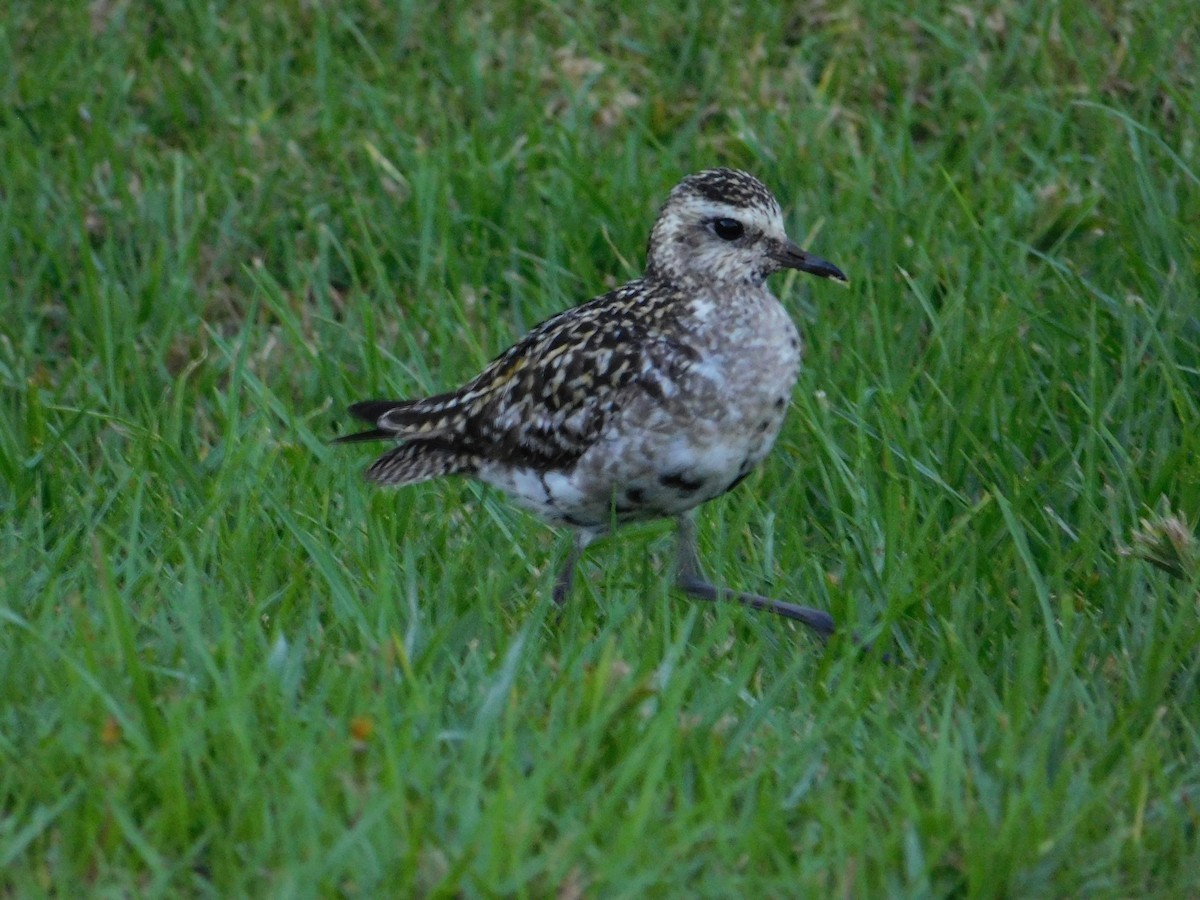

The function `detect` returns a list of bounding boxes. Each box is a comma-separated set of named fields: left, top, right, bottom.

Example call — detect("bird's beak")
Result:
left=770, top=239, right=847, bottom=282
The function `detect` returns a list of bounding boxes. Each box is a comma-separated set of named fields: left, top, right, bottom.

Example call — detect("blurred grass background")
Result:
left=2, top=0, right=1198, bottom=894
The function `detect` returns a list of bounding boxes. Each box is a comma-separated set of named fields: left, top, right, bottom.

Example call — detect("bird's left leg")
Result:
left=552, top=529, right=594, bottom=606
left=673, top=513, right=836, bottom=639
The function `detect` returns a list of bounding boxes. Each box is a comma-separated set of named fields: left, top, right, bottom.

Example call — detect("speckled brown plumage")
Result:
left=336, top=168, right=847, bottom=637
left=344, top=278, right=700, bottom=479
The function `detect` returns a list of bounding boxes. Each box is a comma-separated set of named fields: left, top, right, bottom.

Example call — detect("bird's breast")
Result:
left=474, top=289, right=803, bottom=531
left=678, top=287, right=803, bottom=412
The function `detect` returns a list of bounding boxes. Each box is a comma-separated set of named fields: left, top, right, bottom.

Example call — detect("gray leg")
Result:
left=553, top=530, right=592, bottom=607
left=674, top=514, right=836, bottom=639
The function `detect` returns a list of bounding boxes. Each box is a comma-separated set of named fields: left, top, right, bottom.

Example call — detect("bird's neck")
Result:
left=644, top=266, right=769, bottom=293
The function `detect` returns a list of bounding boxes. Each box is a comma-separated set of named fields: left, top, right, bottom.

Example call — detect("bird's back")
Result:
left=336, top=278, right=699, bottom=487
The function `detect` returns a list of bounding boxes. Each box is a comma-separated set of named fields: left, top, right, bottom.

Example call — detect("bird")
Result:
left=335, top=168, right=847, bottom=638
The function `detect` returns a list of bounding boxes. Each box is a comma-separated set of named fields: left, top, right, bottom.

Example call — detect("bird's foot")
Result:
left=676, top=574, right=836, bottom=640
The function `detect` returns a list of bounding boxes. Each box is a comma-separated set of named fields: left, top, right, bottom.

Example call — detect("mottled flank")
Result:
left=337, top=168, right=845, bottom=628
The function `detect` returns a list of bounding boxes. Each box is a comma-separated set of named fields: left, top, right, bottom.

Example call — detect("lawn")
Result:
left=2, top=0, right=1198, bottom=895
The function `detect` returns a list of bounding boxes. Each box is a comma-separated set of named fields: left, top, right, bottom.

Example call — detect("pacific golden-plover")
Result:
left=336, top=168, right=847, bottom=637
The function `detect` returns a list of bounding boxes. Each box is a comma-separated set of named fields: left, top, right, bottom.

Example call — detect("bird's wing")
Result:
left=351, top=280, right=698, bottom=469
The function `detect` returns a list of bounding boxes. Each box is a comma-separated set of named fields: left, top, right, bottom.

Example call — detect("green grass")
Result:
left=3, top=0, right=1199, bottom=895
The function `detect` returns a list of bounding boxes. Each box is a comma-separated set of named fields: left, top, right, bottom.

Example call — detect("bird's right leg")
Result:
left=673, top=513, right=836, bottom=640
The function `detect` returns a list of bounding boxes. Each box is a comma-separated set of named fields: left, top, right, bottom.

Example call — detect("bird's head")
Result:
left=645, top=168, right=846, bottom=287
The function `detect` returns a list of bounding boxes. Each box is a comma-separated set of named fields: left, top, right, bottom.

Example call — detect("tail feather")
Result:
left=343, top=393, right=467, bottom=441
left=364, top=441, right=475, bottom=487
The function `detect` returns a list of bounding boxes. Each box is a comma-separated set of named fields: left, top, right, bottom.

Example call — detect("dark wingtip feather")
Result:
left=347, top=399, right=407, bottom=423
left=331, top=428, right=393, bottom=445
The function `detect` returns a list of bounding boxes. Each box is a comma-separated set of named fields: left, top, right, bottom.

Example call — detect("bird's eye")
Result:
left=712, top=217, right=744, bottom=241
